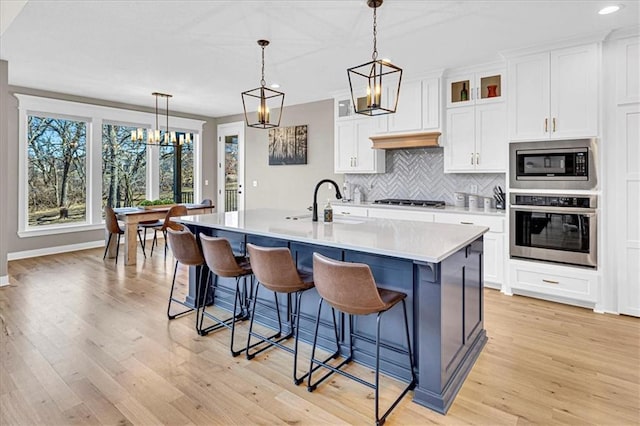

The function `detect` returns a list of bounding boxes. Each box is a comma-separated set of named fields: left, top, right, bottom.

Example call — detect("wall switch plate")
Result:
left=204, top=179, right=209, bottom=186
left=253, top=180, right=258, bottom=187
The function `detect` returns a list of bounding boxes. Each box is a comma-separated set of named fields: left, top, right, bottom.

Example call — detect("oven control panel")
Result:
left=512, top=194, right=596, bottom=208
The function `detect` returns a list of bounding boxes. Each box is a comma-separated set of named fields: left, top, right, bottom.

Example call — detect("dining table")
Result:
left=109, top=203, right=214, bottom=266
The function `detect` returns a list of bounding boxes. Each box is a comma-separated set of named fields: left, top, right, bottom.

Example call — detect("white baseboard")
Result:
left=7, top=233, right=160, bottom=261
left=0, top=275, right=9, bottom=287
left=8, top=240, right=105, bottom=261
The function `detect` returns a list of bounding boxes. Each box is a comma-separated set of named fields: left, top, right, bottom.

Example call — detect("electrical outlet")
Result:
left=469, top=184, right=478, bottom=194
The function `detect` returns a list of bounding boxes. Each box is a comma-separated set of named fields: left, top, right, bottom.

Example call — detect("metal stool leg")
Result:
left=167, top=260, right=196, bottom=319
left=103, top=233, right=113, bottom=260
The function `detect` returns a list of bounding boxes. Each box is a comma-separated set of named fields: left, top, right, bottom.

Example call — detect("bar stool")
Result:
left=308, top=253, right=417, bottom=426
left=165, top=226, right=202, bottom=322
left=245, top=243, right=328, bottom=385
left=198, top=234, right=252, bottom=356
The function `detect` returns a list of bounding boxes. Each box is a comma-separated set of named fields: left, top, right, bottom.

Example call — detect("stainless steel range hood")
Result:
left=369, top=131, right=441, bottom=150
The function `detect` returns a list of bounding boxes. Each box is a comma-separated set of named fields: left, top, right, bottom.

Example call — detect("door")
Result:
left=217, top=122, right=245, bottom=213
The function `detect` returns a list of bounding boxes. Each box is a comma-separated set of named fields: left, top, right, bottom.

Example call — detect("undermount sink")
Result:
left=284, top=214, right=364, bottom=225
left=332, top=217, right=365, bottom=224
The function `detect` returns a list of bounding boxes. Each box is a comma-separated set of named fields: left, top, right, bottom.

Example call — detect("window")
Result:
left=27, top=115, right=87, bottom=227
left=102, top=123, right=147, bottom=210
left=17, top=95, right=204, bottom=237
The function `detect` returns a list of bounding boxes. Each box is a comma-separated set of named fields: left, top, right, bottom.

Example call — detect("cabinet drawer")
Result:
left=368, top=208, right=434, bottom=222
left=433, top=213, right=504, bottom=233
left=510, top=262, right=597, bottom=303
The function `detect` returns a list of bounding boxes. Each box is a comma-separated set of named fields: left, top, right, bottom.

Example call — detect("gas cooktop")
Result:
left=373, top=198, right=446, bottom=208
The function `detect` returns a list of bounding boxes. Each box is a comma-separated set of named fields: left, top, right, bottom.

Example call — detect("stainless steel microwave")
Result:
left=509, top=139, right=598, bottom=190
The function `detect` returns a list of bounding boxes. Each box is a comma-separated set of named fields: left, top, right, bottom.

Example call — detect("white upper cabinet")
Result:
left=334, top=117, right=385, bottom=174
left=387, top=77, right=441, bottom=133
left=445, top=102, right=507, bottom=173
left=508, top=43, right=598, bottom=141
left=444, top=66, right=507, bottom=173
left=446, top=70, right=504, bottom=108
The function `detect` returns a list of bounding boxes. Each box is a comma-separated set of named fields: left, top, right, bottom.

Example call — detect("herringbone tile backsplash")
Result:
left=345, top=148, right=505, bottom=205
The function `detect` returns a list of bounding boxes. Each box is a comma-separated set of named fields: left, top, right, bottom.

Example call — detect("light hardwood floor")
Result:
left=1, top=247, right=639, bottom=425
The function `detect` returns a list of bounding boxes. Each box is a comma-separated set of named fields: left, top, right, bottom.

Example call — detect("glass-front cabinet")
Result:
left=447, top=70, right=504, bottom=108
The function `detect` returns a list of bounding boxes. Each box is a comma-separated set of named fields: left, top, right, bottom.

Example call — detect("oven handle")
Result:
left=510, top=205, right=597, bottom=214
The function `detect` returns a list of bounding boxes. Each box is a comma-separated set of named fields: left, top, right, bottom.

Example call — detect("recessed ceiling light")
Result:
left=598, top=5, right=621, bottom=14
left=270, top=83, right=280, bottom=89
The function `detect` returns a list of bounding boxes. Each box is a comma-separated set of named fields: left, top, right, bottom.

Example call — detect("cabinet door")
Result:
left=475, top=70, right=504, bottom=104
left=482, top=232, right=503, bottom=288
left=353, top=119, right=385, bottom=173
left=445, top=106, right=476, bottom=172
left=475, top=103, right=507, bottom=172
left=508, top=52, right=550, bottom=141
left=422, top=77, right=440, bottom=130
left=447, top=74, right=473, bottom=108
left=550, top=44, right=598, bottom=138
left=334, top=121, right=355, bottom=173
left=388, top=80, right=423, bottom=132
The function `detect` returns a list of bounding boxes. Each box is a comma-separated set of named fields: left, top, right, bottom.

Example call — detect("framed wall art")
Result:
left=268, top=125, right=307, bottom=165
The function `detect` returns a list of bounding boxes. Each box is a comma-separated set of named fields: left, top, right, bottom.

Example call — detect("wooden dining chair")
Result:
left=103, top=206, right=146, bottom=263
left=150, top=205, right=188, bottom=258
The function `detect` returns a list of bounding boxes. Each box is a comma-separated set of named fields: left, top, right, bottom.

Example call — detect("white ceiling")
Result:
left=1, top=0, right=639, bottom=118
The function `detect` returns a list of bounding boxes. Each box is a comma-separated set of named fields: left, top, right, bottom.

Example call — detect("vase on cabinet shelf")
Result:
left=487, top=85, right=498, bottom=98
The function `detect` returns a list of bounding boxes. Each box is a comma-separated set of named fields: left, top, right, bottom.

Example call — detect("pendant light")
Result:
left=347, top=0, right=402, bottom=116
left=242, top=39, right=285, bottom=129
left=131, top=92, right=192, bottom=145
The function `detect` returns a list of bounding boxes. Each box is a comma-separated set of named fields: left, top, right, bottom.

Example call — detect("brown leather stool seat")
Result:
left=198, top=234, right=253, bottom=356
left=165, top=227, right=203, bottom=323
left=245, top=243, right=330, bottom=385
left=308, top=253, right=417, bottom=426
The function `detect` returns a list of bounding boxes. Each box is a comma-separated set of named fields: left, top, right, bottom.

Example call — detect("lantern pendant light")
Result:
left=347, top=0, right=402, bottom=116
left=242, top=39, right=285, bottom=129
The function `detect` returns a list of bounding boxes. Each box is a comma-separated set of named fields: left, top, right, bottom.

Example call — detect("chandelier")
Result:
left=347, top=0, right=402, bottom=116
left=131, top=92, right=192, bottom=145
left=241, top=39, right=285, bottom=129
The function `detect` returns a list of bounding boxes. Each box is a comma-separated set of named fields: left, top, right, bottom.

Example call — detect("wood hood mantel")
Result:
left=369, top=131, right=441, bottom=149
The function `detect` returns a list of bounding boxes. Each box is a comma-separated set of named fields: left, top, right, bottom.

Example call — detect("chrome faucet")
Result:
left=312, top=179, right=343, bottom=222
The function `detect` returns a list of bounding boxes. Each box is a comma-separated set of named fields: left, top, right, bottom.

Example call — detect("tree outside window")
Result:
left=27, top=116, right=87, bottom=226
left=102, top=124, right=146, bottom=211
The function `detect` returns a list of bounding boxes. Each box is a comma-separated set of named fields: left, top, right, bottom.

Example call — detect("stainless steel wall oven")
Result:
left=510, top=194, right=597, bottom=268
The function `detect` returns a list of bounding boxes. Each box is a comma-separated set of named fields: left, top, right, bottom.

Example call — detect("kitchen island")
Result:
left=178, top=209, right=489, bottom=414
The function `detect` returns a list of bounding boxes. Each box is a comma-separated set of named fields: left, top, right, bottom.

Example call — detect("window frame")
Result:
left=16, top=94, right=205, bottom=237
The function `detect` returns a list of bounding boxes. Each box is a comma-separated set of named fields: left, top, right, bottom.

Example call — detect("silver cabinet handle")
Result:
left=340, top=211, right=351, bottom=215
left=552, top=117, right=556, bottom=132
left=470, top=153, right=474, bottom=165
left=476, top=153, right=480, bottom=165
left=542, top=279, right=559, bottom=284
left=460, top=221, right=474, bottom=225
left=544, top=118, right=548, bottom=132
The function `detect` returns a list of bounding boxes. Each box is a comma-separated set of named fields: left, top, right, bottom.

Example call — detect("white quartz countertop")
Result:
left=178, top=209, right=488, bottom=263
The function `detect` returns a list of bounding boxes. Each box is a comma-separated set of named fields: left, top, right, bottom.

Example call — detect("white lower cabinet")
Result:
left=508, top=259, right=598, bottom=305
left=433, top=212, right=505, bottom=288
